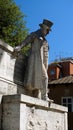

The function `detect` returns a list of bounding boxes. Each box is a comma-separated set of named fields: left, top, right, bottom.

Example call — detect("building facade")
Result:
left=48, top=59, right=73, bottom=130
left=48, top=59, right=73, bottom=81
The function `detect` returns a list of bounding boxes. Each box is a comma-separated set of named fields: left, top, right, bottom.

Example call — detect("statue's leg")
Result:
left=32, top=89, right=41, bottom=99
left=42, top=64, right=49, bottom=100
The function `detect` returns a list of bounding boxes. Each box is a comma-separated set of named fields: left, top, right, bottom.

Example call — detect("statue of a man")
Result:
left=14, top=19, right=53, bottom=100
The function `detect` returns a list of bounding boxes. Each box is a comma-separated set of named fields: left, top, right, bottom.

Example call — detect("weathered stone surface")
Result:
left=2, top=94, right=68, bottom=130
left=0, top=77, right=26, bottom=104
left=0, top=40, right=25, bottom=101
left=0, top=104, right=2, bottom=130
left=0, top=40, right=25, bottom=84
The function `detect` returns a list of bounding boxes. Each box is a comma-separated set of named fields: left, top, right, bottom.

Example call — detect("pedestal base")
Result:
left=1, top=94, right=68, bottom=130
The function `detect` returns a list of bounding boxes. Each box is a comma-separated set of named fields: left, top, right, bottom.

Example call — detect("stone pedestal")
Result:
left=2, top=94, right=68, bottom=130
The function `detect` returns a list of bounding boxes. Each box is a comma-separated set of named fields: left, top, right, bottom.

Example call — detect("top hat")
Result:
left=39, top=19, right=53, bottom=31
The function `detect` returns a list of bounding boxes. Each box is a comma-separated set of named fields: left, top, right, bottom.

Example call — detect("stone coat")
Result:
left=23, top=30, right=49, bottom=90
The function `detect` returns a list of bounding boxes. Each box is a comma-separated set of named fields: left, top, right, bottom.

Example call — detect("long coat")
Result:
left=23, top=30, right=49, bottom=90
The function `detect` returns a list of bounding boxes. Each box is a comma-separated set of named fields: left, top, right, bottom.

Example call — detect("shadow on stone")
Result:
left=13, top=53, right=28, bottom=86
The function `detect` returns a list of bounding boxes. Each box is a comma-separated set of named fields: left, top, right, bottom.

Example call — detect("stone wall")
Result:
left=0, top=40, right=25, bottom=83
left=0, top=40, right=26, bottom=99
left=2, top=94, right=68, bottom=130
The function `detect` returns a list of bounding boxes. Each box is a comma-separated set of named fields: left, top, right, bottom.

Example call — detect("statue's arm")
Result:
left=21, top=32, right=35, bottom=48
left=14, top=32, right=36, bottom=52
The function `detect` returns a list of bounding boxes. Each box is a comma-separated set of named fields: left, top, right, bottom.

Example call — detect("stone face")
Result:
left=2, top=94, right=68, bottom=130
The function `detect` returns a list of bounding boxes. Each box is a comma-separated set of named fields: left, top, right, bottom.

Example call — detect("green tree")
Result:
left=0, top=0, right=28, bottom=47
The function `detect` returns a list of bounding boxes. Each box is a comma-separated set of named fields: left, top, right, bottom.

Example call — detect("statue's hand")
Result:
left=12, top=46, right=21, bottom=57
left=14, top=45, right=21, bottom=52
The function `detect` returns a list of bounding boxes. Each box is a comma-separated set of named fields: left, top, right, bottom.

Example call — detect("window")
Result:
left=61, top=97, right=73, bottom=112
left=50, top=70, right=55, bottom=75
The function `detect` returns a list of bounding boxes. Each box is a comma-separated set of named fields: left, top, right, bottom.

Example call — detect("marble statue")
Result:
left=14, top=19, right=53, bottom=100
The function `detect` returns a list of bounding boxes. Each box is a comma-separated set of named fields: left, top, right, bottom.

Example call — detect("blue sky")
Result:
left=15, top=0, right=73, bottom=63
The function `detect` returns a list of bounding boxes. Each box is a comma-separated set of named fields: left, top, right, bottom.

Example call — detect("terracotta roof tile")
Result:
left=48, top=75, right=73, bottom=84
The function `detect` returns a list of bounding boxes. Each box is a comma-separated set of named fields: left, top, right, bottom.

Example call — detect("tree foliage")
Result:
left=0, top=0, right=28, bottom=47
